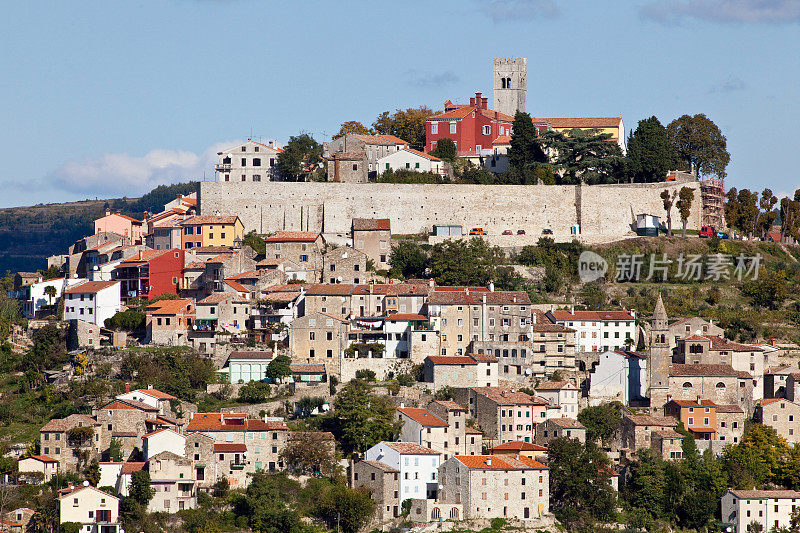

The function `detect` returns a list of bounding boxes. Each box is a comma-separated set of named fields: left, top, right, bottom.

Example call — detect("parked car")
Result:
left=502, top=230, right=513, bottom=235
left=469, top=228, right=485, bottom=235
left=517, top=229, right=526, bottom=235
left=542, top=228, right=553, bottom=235
left=699, top=225, right=716, bottom=238
left=716, top=231, right=729, bottom=239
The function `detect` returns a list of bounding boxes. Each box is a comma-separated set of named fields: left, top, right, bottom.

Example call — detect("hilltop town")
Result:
left=1, top=58, right=800, bottom=533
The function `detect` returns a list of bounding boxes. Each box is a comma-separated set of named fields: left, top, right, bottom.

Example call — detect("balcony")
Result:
left=215, top=163, right=232, bottom=172
left=230, top=461, right=245, bottom=470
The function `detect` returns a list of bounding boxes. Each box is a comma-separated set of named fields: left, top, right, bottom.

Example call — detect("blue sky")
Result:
left=0, top=0, right=798, bottom=207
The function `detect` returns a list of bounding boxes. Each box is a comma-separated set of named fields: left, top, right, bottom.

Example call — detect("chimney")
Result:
left=469, top=96, right=476, bottom=106
left=486, top=458, right=492, bottom=467
left=465, top=288, right=469, bottom=296
left=488, top=281, right=494, bottom=292
left=771, top=338, right=777, bottom=347
left=139, top=251, right=143, bottom=260
left=428, top=279, right=435, bottom=289
left=125, top=382, right=130, bottom=393
left=481, top=97, right=488, bottom=109
left=570, top=305, right=574, bottom=314
left=474, top=92, right=482, bottom=108
left=696, top=395, right=701, bottom=404
left=105, top=209, right=111, bottom=216
left=532, top=312, right=537, bottom=324
left=513, top=296, right=517, bottom=303
left=148, top=384, right=153, bottom=389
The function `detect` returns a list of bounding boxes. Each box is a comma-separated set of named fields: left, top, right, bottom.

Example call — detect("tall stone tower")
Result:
left=648, top=293, right=671, bottom=413
left=493, top=58, right=527, bottom=117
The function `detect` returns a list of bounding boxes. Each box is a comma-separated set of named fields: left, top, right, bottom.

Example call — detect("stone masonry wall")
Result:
left=200, top=180, right=703, bottom=243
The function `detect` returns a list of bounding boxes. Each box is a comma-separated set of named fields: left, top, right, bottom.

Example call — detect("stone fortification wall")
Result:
left=199, top=180, right=702, bottom=243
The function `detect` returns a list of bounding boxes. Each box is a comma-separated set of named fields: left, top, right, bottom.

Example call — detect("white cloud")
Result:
left=405, top=70, right=460, bottom=88
left=480, top=0, right=561, bottom=23
left=708, top=75, right=747, bottom=93
left=640, top=0, right=800, bottom=24
left=45, top=140, right=243, bottom=197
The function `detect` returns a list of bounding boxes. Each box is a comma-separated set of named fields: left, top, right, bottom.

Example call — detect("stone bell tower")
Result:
left=493, top=57, right=527, bottom=117
left=648, top=293, right=671, bottom=412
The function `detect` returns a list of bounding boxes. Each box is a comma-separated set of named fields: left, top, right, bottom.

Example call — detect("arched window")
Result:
left=505, top=77, right=512, bottom=88
left=683, top=382, right=693, bottom=388
left=432, top=507, right=441, bottom=520
left=501, top=78, right=507, bottom=89
left=449, top=508, right=459, bottom=519
left=716, top=382, right=726, bottom=389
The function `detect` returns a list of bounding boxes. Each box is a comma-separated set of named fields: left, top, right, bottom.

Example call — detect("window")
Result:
left=431, top=123, right=438, bottom=134
left=482, top=125, right=491, bottom=135
left=253, top=158, right=261, bottom=167
left=449, top=122, right=457, bottom=134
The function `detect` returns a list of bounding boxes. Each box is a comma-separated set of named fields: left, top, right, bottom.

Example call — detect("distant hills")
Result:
left=0, top=182, right=199, bottom=274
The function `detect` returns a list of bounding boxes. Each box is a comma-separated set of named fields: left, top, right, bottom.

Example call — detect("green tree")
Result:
left=507, top=111, right=548, bottom=182
left=661, top=189, right=677, bottom=236
left=756, top=188, right=778, bottom=238
left=388, top=240, right=429, bottom=279
left=429, top=137, right=456, bottom=162
left=235, top=472, right=304, bottom=533
left=109, top=438, right=123, bottom=462
left=577, top=403, right=621, bottom=445
left=266, top=354, right=292, bottom=381
left=676, top=186, right=695, bottom=238
left=280, top=432, right=337, bottom=477
left=276, top=133, right=323, bottom=182
left=539, top=128, right=623, bottom=184
left=237, top=381, right=272, bottom=403
left=548, top=437, right=617, bottom=528
left=85, top=460, right=101, bottom=486
left=313, top=484, right=375, bottom=533
left=666, top=113, right=730, bottom=178
left=338, top=121, right=372, bottom=136
left=333, top=379, right=399, bottom=452
left=104, top=309, right=145, bottom=331
left=625, top=116, right=676, bottom=182
left=129, top=470, right=154, bottom=506
left=428, top=238, right=506, bottom=287
left=242, top=230, right=266, bottom=256
left=742, top=269, right=789, bottom=309
left=43, top=285, right=57, bottom=305
left=372, top=107, right=436, bottom=151
left=624, top=448, right=667, bottom=520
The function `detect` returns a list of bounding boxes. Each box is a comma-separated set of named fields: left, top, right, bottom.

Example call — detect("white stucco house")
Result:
left=376, top=148, right=445, bottom=176
left=142, top=428, right=186, bottom=460
left=588, top=350, right=647, bottom=406
left=63, top=280, right=121, bottom=327
left=365, top=442, right=441, bottom=504
left=18, top=277, right=65, bottom=318
left=59, top=484, right=121, bottom=533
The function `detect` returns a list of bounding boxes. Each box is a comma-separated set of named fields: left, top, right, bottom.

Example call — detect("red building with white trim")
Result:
left=426, top=92, right=515, bottom=156
left=112, top=249, right=185, bottom=303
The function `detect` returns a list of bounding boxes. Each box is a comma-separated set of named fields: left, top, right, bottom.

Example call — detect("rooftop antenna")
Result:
left=249, top=126, right=253, bottom=141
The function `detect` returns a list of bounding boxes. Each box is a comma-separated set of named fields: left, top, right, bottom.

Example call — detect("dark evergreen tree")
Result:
left=625, top=116, right=676, bottom=182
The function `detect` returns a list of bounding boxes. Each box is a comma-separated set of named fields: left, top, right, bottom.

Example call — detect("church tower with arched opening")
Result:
left=493, top=58, right=527, bottom=117
left=649, top=293, right=671, bottom=412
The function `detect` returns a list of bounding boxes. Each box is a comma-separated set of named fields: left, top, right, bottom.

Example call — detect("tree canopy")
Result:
left=626, top=116, right=676, bottom=182
left=666, top=113, right=730, bottom=178
left=540, top=128, right=623, bottom=184
left=276, top=133, right=323, bottom=182
left=338, top=121, right=372, bottom=136
left=332, top=379, right=399, bottom=452
left=507, top=111, right=548, bottom=182
left=372, top=107, right=436, bottom=151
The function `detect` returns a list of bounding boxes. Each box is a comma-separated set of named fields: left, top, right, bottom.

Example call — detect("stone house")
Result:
left=535, top=381, right=579, bottom=419
left=668, top=317, right=724, bottom=348
left=397, top=403, right=479, bottom=461
left=668, top=363, right=754, bottom=415
left=40, top=414, right=101, bottom=472
left=453, top=387, right=549, bottom=446
left=787, top=372, right=800, bottom=402
left=534, top=418, right=586, bottom=446
left=17, top=455, right=59, bottom=483
left=721, top=489, right=800, bottom=533
left=145, top=298, right=194, bottom=346
left=428, top=289, right=531, bottom=357
left=352, top=460, right=401, bottom=521
left=147, top=451, right=197, bottom=513
left=184, top=432, right=216, bottom=490
left=755, top=398, right=800, bottom=444
left=322, top=246, right=370, bottom=284
left=326, top=152, right=368, bottom=183
left=323, top=133, right=408, bottom=177
left=427, top=400, right=483, bottom=456
left=263, top=231, right=325, bottom=280
left=764, top=365, right=797, bottom=399
left=716, top=404, right=745, bottom=444
left=650, top=429, right=685, bottom=460
left=352, top=218, right=392, bottom=271
left=215, top=139, right=283, bottom=183
left=58, top=485, right=120, bottom=533
left=4, top=508, right=34, bottom=532
left=94, top=399, right=160, bottom=459
left=422, top=354, right=499, bottom=392
left=115, top=386, right=184, bottom=421
left=303, top=284, right=355, bottom=318
left=530, top=313, right=578, bottom=373
left=142, top=429, right=186, bottom=461
left=289, top=312, right=349, bottom=378
left=437, top=454, right=549, bottom=520
left=617, top=414, right=678, bottom=453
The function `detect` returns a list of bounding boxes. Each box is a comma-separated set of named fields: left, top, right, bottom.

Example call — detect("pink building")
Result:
left=94, top=210, right=143, bottom=244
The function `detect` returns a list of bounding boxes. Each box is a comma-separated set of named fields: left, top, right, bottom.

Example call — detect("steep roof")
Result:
left=133, top=388, right=177, bottom=400
left=398, top=407, right=448, bottom=427
left=121, top=462, right=146, bottom=474
left=64, top=280, right=119, bottom=295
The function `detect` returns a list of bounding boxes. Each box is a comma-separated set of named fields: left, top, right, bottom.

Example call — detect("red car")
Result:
left=699, top=226, right=716, bottom=238
left=502, top=230, right=513, bottom=235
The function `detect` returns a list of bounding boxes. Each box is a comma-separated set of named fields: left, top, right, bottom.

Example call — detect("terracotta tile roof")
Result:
left=376, top=134, right=409, bottom=145
left=535, top=381, right=571, bottom=391
left=214, top=443, right=247, bottom=452
left=548, top=417, right=584, bottom=429
left=184, top=261, right=207, bottom=269
left=352, top=218, right=391, bottom=231
left=64, top=280, right=119, bottom=295
left=534, top=116, right=622, bottom=129
left=27, top=455, right=58, bottom=463
left=181, top=215, right=239, bottom=225
left=353, top=283, right=430, bottom=296
left=758, top=398, right=784, bottom=406
left=359, top=460, right=399, bottom=472
left=117, top=250, right=171, bottom=266
left=250, top=140, right=284, bottom=152
left=264, top=231, right=321, bottom=242
left=227, top=270, right=261, bottom=280
left=465, top=426, right=482, bottom=434
left=490, top=441, right=547, bottom=452
left=730, top=489, right=800, bottom=499
left=121, top=462, right=146, bottom=474
left=398, top=408, right=447, bottom=427
left=290, top=364, right=326, bottom=373
left=517, top=455, right=550, bottom=469
left=146, top=298, right=193, bottom=315
left=426, top=355, right=478, bottom=365
left=455, top=455, right=548, bottom=470
left=548, top=309, right=634, bottom=321
left=668, top=398, right=716, bottom=408
left=624, top=414, right=678, bottom=427
left=198, top=292, right=234, bottom=304
left=470, top=353, right=498, bottom=363
left=530, top=321, right=575, bottom=333
left=492, top=134, right=512, bottom=145
left=41, top=414, right=97, bottom=432
left=229, top=351, right=273, bottom=361
left=430, top=400, right=466, bottom=411
left=385, top=313, right=428, bottom=321
left=134, top=388, right=177, bottom=400
left=716, top=404, right=744, bottom=413
left=471, top=387, right=549, bottom=406
left=428, top=290, right=530, bottom=305
left=704, top=335, right=763, bottom=352
left=206, top=253, right=233, bottom=263
left=381, top=442, right=438, bottom=455
left=185, top=413, right=288, bottom=432
left=669, top=364, right=740, bottom=377
left=142, top=428, right=176, bottom=439
left=102, top=399, right=159, bottom=412
left=224, top=280, right=249, bottom=293
left=652, top=429, right=685, bottom=439
left=328, top=151, right=365, bottom=160
left=305, top=284, right=355, bottom=296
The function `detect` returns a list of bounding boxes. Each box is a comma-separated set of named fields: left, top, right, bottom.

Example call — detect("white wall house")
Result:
left=216, top=139, right=282, bottom=183
left=142, top=429, right=186, bottom=460
left=546, top=309, right=636, bottom=353
left=365, top=442, right=440, bottom=504
left=19, top=277, right=65, bottom=318
left=59, top=484, right=121, bottom=533
left=63, top=281, right=121, bottom=326
left=535, top=381, right=580, bottom=418
left=589, top=350, right=647, bottom=406
left=377, top=148, right=445, bottom=176
left=721, top=489, right=800, bottom=533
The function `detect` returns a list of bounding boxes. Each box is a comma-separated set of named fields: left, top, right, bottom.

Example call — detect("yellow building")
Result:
left=534, top=116, right=626, bottom=154
left=180, top=215, right=244, bottom=248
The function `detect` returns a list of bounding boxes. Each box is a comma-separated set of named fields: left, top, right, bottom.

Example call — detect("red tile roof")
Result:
left=398, top=407, right=448, bottom=427
left=117, top=249, right=172, bottom=266
left=381, top=442, right=439, bottom=455
left=264, top=231, right=321, bottom=242
left=198, top=292, right=234, bottom=304
left=669, top=364, right=741, bottom=377
left=548, top=309, right=634, bottom=321
left=352, top=218, right=391, bottom=231
left=490, top=441, right=547, bottom=452
left=534, top=116, right=622, bottom=129
left=359, top=460, right=399, bottom=472
left=470, top=387, right=549, bottom=406
left=122, top=462, right=146, bottom=474
left=28, top=455, right=58, bottom=463
left=535, top=381, right=571, bottom=391
left=64, top=280, right=119, bottom=295
left=186, top=413, right=288, bottom=432
left=214, top=443, right=247, bottom=452
left=455, top=455, right=548, bottom=470
left=146, top=298, right=193, bottom=315
left=134, top=388, right=177, bottom=400
left=290, top=364, right=326, bottom=373
left=428, top=290, right=529, bottom=305
left=224, top=280, right=249, bottom=293
left=492, top=134, right=512, bottom=145
left=426, top=356, right=478, bottom=365
left=376, top=134, right=409, bottom=145
left=668, top=399, right=717, bottom=408
left=181, top=215, right=240, bottom=225
left=404, top=147, right=441, bottom=161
